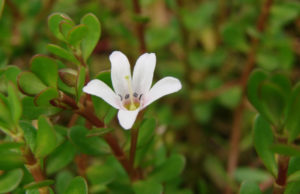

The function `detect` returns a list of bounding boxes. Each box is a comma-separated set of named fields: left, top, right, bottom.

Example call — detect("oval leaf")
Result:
left=34, top=87, right=59, bottom=106
left=0, top=151, right=25, bottom=170
left=69, top=126, right=110, bottom=155
left=80, top=13, right=101, bottom=61
left=47, top=44, right=78, bottom=64
left=30, top=55, right=58, bottom=88
left=46, top=141, right=76, bottom=175
left=253, top=115, right=277, bottom=176
left=239, top=181, right=262, bottom=194
left=149, top=154, right=185, bottom=182
left=20, top=121, right=37, bottom=152
left=64, top=176, right=88, bottom=194
left=285, top=83, right=300, bottom=142
left=137, top=118, right=156, bottom=148
left=48, top=13, right=73, bottom=40
left=67, top=24, right=88, bottom=46
left=133, top=180, right=163, bottom=194
left=18, top=72, right=47, bottom=96
left=7, top=82, right=22, bottom=124
left=0, top=169, right=23, bottom=193
left=24, top=179, right=54, bottom=190
left=35, top=116, right=57, bottom=158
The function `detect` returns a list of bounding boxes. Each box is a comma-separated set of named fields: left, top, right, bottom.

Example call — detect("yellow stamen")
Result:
left=125, top=75, right=136, bottom=110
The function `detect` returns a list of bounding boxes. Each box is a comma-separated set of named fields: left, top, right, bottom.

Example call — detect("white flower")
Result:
left=83, top=51, right=182, bottom=129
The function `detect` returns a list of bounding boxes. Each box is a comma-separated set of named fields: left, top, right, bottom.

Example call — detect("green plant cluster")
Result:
left=0, top=11, right=185, bottom=194
left=1, top=0, right=300, bottom=194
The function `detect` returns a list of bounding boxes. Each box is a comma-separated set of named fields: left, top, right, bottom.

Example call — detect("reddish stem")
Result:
left=132, top=0, right=146, bottom=53
left=225, top=0, right=273, bottom=193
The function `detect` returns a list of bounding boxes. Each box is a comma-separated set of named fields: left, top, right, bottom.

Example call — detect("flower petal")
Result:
left=109, top=51, right=131, bottom=96
left=83, top=79, right=120, bottom=109
left=117, top=109, right=139, bottom=130
left=142, top=77, right=182, bottom=108
left=132, top=53, right=156, bottom=95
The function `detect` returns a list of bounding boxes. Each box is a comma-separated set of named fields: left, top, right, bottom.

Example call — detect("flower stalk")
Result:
left=129, top=127, right=139, bottom=180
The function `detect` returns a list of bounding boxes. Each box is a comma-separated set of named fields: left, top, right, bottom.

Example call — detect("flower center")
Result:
left=119, top=76, right=142, bottom=111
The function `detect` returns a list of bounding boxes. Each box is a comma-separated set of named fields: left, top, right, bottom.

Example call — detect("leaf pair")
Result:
left=247, top=69, right=291, bottom=129
left=248, top=69, right=300, bottom=142
left=48, top=12, right=101, bottom=62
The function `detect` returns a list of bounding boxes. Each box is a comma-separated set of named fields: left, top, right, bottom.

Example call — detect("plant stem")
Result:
left=56, top=93, right=137, bottom=180
left=132, top=0, right=146, bottom=53
left=129, top=127, right=139, bottom=181
left=225, top=0, right=273, bottom=193
left=23, top=148, right=49, bottom=194
left=273, top=155, right=290, bottom=194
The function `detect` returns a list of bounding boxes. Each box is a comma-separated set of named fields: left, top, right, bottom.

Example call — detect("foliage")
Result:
left=0, top=0, right=300, bottom=193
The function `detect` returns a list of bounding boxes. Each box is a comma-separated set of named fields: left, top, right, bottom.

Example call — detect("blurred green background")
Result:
left=1, top=0, right=300, bottom=193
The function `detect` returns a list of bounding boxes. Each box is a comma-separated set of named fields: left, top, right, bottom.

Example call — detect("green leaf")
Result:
left=80, top=13, right=101, bottom=61
left=137, top=118, right=156, bottom=148
left=285, top=83, right=300, bottom=142
left=64, top=176, right=88, bottom=194
left=270, top=144, right=300, bottom=157
left=46, top=141, right=76, bottom=175
left=104, top=108, right=117, bottom=125
left=34, top=87, right=59, bottom=106
left=55, top=171, right=74, bottom=194
left=0, top=142, right=24, bottom=151
left=24, top=180, right=54, bottom=190
left=0, top=169, right=23, bottom=193
left=221, top=21, right=248, bottom=52
left=7, top=82, right=22, bottom=124
left=18, top=72, right=47, bottom=96
left=35, top=116, right=57, bottom=158
left=258, top=81, right=286, bottom=126
left=47, top=44, right=78, bottom=64
left=288, top=170, right=300, bottom=183
left=30, top=55, right=58, bottom=88
left=247, top=70, right=268, bottom=118
left=133, top=180, right=163, bottom=194
left=48, top=13, right=73, bottom=40
left=86, top=128, right=114, bottom=137
left=146, top=26, right=176, bottom=50
left=69, top=126, right=110, bottom=155
left=67, top=24, right=88, bottom=46
left=22, top=97, right=61, bottom=120
left=0, top=151, right=25, bottom=170
left=239, top=181, right=262, bottom=194
left=20, top=121, right=37, bottom=152
left=269, top=73, right=292, bottom=96
left=4, top=66, right=21, bottom=85
left=218, top=86, right=242, bottom=109
left=76, top=67, right=85, bottom=101
left=149, top=154, right=185, bottom=182
left=0, top=0, right=4, bottom=19
left=253, top=115, right=277, bottom=176
left=86, top=164, right=116, bottom=185
left=234, top=167, right=271, bottom=183
left=0, top=94, right=12, bottom=129
left=59, top=20, right=74, bottom=38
